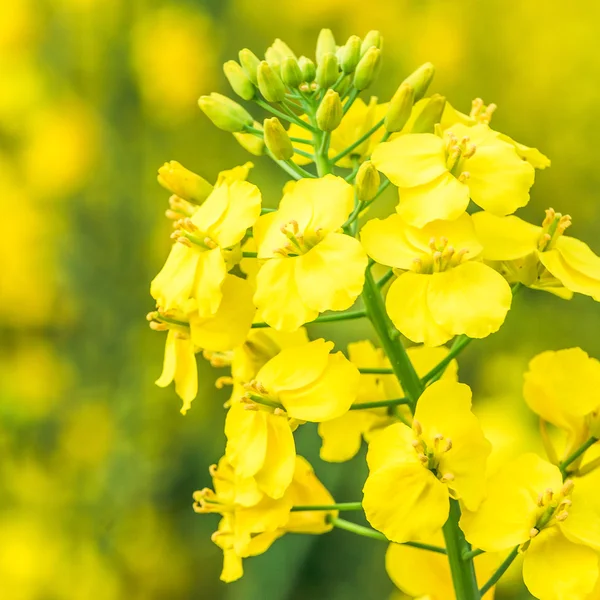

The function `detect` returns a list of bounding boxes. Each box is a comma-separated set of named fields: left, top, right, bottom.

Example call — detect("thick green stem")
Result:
left=442, top=500, right=481, bottom=600
left=331, top=117, right=385, bottom=164
left=479, top=546, right=519, bottom=596
left=362, top=269, right=423, bottom=408
left=291, top=502, right=363, bottom=512
left=313, top=130, right=332, bottom=176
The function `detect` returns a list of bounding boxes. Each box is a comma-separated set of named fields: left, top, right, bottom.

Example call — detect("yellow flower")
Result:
left=386, top=533, right=498, bottom=599
left=246, top=339, right=360, bottom=422
left=524, top=348, right=600, bottom=463
left=363, top=381, right=490, bottom=543
left=361, top=213, right=512, bottom=346
left=318, top=342, right=458, bottom=462
left=472, top=209, right=600, bottom=300
left=461, top=454, right=600, bottom=600
left=288, top=97, right=388, bottom=167
left=371, top=122, right=535, bottom=227
left=254, top=176, right=368, bottom=331
left=151, top=173, right=261, bottom=315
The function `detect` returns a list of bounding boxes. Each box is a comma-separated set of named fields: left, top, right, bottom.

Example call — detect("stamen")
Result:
left=529, top=528, right=539, bottom=538
left=440, top=473, right=455, bottom=483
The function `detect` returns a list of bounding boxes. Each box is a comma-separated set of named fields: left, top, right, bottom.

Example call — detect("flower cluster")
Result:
left=146, top=27, right=600, bottom=599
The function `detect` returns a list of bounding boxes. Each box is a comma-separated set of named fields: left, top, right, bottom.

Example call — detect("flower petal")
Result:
left=225, top=402, right=268, bottom=479
left=366, top=421, right=421, bottom=472
left=561, top=468, right=600, bottom=551
left=318, top=411, right=376, bottom=462
left=539, top=248, right=600, bottom=298
left=193, top=247, right=227, bottom=317
left=150, top=243, right=198, bottom=310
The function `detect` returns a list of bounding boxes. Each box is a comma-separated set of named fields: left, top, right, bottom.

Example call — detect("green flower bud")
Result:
left=223, top=60, right=255, bottom=101
left=384, top=82, right=414, bottom=132
left=354, top=47, right=381, bottom=91
left=267, top=38, right=297, bottom=63
left=198, top=93, right=253, bottom=132
left=257, top=61, right=286, bottom=102
left=157, top=161, right=213, bottom=204
left=239, top=48, right=261, bottom=85
left=233, top=121, right=266, bottom=156
left=404, top=62, right=435, bottom=102
left=410, top=94, right=446, bottom=134
left=263, top=117, right=294, bottom=160
left=355, top=160, right=380, bottom=202
left=360, top=30, right=382, bottom=56
left=281, top=56, right=303, bottom=88
left=316, top=52, right=339, bottom=89
left=336, top=75, right=352, bottom=97
left=298, top=56, right=316, bottom=82
left=316, top=28, right=336, bottom=64
left=341, top=35, right=362, bottom=73
left=316, top=89, right=343, bottom=131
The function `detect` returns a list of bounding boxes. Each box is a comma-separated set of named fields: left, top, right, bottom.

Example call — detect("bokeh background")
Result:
left=2, top=0, right=600, bottom=598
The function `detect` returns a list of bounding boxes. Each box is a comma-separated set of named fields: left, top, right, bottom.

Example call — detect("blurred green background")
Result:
left=2, top=0, right=600, bottom=598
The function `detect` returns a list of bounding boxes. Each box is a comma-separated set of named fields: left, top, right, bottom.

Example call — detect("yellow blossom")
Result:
left=253, top=176, right=368, bottom=331
left=461, top=454, right=600, bottom=600
left=472, top=209, right=600, bottom=300
left=361, top=213, right=512, bottom=346
left=371, top=122, right=535, bottom=227
left=151, top=172, right=261, bottom=315
left=363, top=381, right=490, bottom=543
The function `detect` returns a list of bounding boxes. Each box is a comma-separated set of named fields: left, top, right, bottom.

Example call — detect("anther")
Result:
left=208, top=464, right=218, bottom=477
left=444, top=439, right=453, bottom=452
left=203, top=237, right=218, bottom=249
left=529, top=527, right=539, bottom=538
left=273, top=407, right=287, bottom=416
left=556, top=512, right=569, bottom=522
left=215, top=376, right=234, bottom=389
left=177, top=236, right=193, bottom=247
left=412, top=419, right=423, bottom=436
left=149, top=321, right=168, bottom=331
left=561, top=480, right=575, bottom=495
left=440, top=473, right=455, bottom=483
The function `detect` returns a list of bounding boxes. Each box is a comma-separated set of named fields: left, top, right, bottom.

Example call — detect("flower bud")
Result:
left=341, top=35, right=362, bottom=73
left=384, top=82, right=414, bottom=132
left=223, top=60, right=255, bottom=101
left=316, top=28, right=336, bottom=64
left=410, top=94, right=446, bottom=134
left=355, top=161, right=380, bottom=202
left=316, top=52, right=339, bottom=89
left=281, top=56, right=303, bottom=88
left=336, top=75, right=352, bottom=97
left=157, top=161, right=213, bottom=205
left=198, top=93, right=253, bottom=132
left=233, top=122, right=266, bottom=156
left=404, top=62, right=435, bottom=102
left=239, top=48, right=261, bottom=85
left=316, top=90, right=343, bottom=131
left=263, top=117, right=294, bottom=160
left=298, top=56, right=316, bottom=82
left=354, top=47, right=381, bottom=90
left=360, top=30, right=382, bottom=56
left=257, top=61, right=287, bottom=102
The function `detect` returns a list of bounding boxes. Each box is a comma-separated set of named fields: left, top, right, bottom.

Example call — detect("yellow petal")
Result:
left=155, top=330, right=177, bottom=389
left=254, top=258, right=319, bottom=331
left=191, top=182, right=229, bottom=232
left=363, top=462, right=449, bottom=543
left=189, top=275, right=255, bottom=351
left=318, top=411, right=378, bottom=462
left=523, top=527, right=599, bottom=600
left=173, top=334, right=197, bottom=414
left=366, top=422, right=422, bottom=472
left=220, top=548, right=244, bottom=583
left=471, top=211, right=541, bottom=261
left=150, top=243, right=198, bottom=310
left=386, top=273, right=453, bottom=346
left=539, top=249, right=600, bottom=298
left=427, top=262, right=512, bottom=339
left=371, top=133, right=448, bottom=188
left=216, top=162, right=254, bottom=185
left=397, top=172, right=470, bottom=228
left=496, top=133, right=551, bottom=169
left=193, top=246, right=227, bottom=317
left=561, top=468, right=600, bottom=551
left=295, top=233, right=367, bottom=312
left=225, top=402, right=268, bottom=479
left=280, top=352, right=359, bottom=422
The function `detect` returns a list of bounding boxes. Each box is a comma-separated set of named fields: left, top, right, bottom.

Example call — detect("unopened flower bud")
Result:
left=198, top=93, right=253, bottom=132
left=281, top=56, right=303, bottom=88
left=239, top=48, right=261, bottom=85
left=404, top=62, right=435, bottom=102
left=266, top=39, right=296, bottom=66
left=336, top=75, right=352, bottom=97
left=410, top=94, right=446, bottom=134
left=354, top=47, right=381, bottom=91
left=263, top=117, right=294, bottom=160
left=223, top=60, right=255, bottom=101
left=385, top=82, right=414, bottom=132
left=233, top=122, right=266, bottom=156
left=341, top=35, right=362, bottom=73
left=157, top=161, right=213, bottom=205
left=257, top=61, right=286, bottom=102
left=316, top=52, right=339, bottom=89
left=316, top=28, right=336, bottom=64
left=316, top=89, right=343, bottom=131
left=298, top=56, right=316, bottom=82
left=361, top=30, right=382, bottom=56
left=355, top=161, right=380, bottom=202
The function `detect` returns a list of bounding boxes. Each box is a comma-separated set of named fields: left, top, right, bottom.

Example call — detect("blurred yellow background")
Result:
left=2, top=1, right=599, bottom=598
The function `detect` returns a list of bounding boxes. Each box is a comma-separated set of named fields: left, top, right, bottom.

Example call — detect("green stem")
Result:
left=256, top=98, right=316, bottom=132
left=266, top=150, right=310, bottom=180
left=479, top=546, right=519, bottom=596
left=344, top=179, right=390, bottom=228
left=560, top=437, right=598, bottom=477
left=422, top=335, right=472, bottom=385
left=314, top=131, right=332, bottom=176
left=329, top=517, right=447, bottom=554
left=293, top=147, right=315, bottom=160
left=242, top=251, right=258, bottom=258
left=332, top=117, right=385, bottom=164
left=442, top=499, right=481, bottom=600
left=358, top=367, right=394, bottom=375
left=291, top=502, right=363, bottom=512
left=349, top=397, right=409, bottom=410
left=251, top=310, right=366, bottom=329
left=377, top=269, right=395, bottom=289
left=462, top=548, right=485, bottom=561
left=248, top=394, right=284, bottom=410
left=362, top=269, right=423, bottom=408
left=342, top=88, right=359, bottom=116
